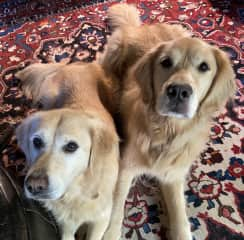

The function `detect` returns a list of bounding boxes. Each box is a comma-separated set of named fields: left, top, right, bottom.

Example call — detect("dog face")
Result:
left=16, top=109, right=96, bottom=200
left=135, top=37, right=235, bottom=119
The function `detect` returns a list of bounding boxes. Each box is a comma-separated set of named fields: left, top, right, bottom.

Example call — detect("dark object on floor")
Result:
left=0, top=166, right=61, bottom=240
left=0, top=123, right=14, bottom=153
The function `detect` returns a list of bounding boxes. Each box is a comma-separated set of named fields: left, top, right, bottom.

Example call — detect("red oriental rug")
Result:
left=0, top=0, right=243, bottom=239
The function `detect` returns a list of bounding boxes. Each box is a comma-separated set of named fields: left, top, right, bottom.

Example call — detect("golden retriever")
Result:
left=15, top=62, right=119, bottom=240
left=101, top=4, right=236, bottom=240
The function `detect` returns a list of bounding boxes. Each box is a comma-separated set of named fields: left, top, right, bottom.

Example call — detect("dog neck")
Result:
left=129, top=97, right=211, bottom=167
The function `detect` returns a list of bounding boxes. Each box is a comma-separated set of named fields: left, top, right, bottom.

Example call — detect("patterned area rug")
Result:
left=0, top=0, right=243, bottom=239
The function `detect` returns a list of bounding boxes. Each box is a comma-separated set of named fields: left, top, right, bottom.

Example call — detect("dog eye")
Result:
left=161, top=57, right=173, bottom=68
left=63, top=141, right=79, bottom=153
left=198, top=62, right=210, bottom=72
left=33, top=137, right=44, bottom=149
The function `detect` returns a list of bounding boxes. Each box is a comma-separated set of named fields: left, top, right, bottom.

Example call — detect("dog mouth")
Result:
left=164, top=102, right=191, bottom=118
left=156, top=84, right=198, bottom=119
left=24, top=186, right=63, bottom=201
left=156, top=95, right=197, bottom=119
left=160, top=107, right=191, bottom=119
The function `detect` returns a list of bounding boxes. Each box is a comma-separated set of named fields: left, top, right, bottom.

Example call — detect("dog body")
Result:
left=101, top=4, right=236, bottom=240
left=16, top=63, right=119, bottom=240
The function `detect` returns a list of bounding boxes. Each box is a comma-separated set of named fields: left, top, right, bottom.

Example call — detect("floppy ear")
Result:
left=15, top=114, right=41, bottom=164
left=89, top=120, right=119, bottom=178
left=15, top=63, right=65, bottom=109
left=134, top=45, right=163, bottom=104
left=200, top=48, right=236, bottom=114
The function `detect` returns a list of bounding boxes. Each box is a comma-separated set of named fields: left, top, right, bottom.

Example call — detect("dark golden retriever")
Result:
left=101, top=4, right=236, bottom=240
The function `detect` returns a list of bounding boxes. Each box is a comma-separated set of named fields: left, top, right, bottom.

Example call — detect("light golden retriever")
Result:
left=101, top=4, right=236, bottom=240
left=15, top=62, right=119, bottom=240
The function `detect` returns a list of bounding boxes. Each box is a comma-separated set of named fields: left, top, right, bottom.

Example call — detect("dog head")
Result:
left=134, top=37, right=236, bottom=119
left=16, top=109, right=114, bottom=200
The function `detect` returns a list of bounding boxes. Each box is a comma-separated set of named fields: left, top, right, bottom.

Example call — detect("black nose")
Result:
left=166, top=84, right=193, bottom=102
left=25, top=169, right=49, bottom=195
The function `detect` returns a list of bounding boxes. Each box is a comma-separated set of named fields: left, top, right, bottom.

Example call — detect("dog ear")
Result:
left=134, top=45, right=163, bottom=104
left=15, top=114, right=41, bottom=164
left=15, top=63, right=65, bottom=109
left=88, top=119, right=119, bottom=178
left=200, top=47, right=236, bottom=114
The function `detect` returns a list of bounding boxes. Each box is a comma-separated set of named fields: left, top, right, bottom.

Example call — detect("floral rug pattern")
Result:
left=0, top=0, right=243, bottom=239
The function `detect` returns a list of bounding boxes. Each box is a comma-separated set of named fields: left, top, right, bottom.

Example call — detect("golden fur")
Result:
left=15, top=62, right=119, bottom=240
left=101, top=4, right=236, bottom=240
